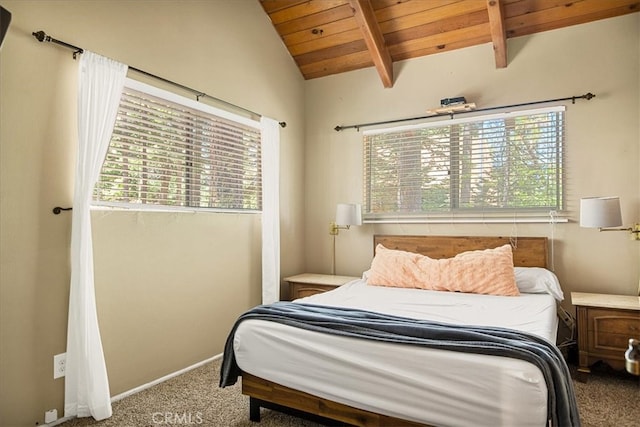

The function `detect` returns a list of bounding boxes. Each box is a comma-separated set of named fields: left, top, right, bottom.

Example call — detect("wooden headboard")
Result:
left=373, top=235, right=548, bottom=268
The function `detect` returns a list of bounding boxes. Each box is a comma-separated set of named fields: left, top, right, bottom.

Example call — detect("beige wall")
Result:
left=1, top=2, right=639, bottom=427
left=304, top=14, right=640, bottom=299
left=0, top=1, right=305, bottom=426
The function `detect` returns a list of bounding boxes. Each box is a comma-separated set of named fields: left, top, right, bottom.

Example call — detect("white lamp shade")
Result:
left=335, top=203, right=362, bottom=226
left=580, top=196, right=622, bottom=228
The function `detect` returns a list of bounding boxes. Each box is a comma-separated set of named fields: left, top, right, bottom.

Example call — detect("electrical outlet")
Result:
left=53, top=353, right=66, bottom=379
left=45, top=409, right=58, bottom=423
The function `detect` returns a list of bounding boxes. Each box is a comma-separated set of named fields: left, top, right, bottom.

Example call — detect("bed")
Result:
left=220, top=235, right=578, bottom=427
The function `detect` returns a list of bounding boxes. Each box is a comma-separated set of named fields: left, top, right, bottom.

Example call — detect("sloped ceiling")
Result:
left=259, top=0, right=639, bottom=87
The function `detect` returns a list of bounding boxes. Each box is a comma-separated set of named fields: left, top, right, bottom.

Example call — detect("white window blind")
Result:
left=363, top=106, right=564, bottom=221
left=93, top=79, right=262, bottom=211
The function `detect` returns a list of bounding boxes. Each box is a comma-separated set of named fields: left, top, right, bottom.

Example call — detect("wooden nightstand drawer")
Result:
left=590, top=332, right=636, bottom=354
left=588, top=309, right=640, bottom=335
left=289, top=283, right=339, bottom=299
left=588, top=310, right=640, bottom=355
left=285, top=273, right=360, bottom=300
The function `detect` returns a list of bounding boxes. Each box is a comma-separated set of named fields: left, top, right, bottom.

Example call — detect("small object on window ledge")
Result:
left=426, top=103, right=476, bottom=116
left=440, top=96, right=467, bottom=107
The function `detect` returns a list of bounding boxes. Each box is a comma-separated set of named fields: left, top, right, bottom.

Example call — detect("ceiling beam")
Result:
left=486, top=0, right=507, bottom=68
left=348, top=0, right=394, bottom=88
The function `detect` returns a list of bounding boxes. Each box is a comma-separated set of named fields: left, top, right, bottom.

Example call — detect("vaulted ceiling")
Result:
left=259, top=0, right=639, bottom=88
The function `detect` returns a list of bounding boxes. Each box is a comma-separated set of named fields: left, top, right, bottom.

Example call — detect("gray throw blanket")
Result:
left=220, top=302, right=580, bottom=427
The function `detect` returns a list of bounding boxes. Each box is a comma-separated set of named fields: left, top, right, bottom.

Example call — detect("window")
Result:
left=93, top=79, right=262, bottom=211
left=363, top=106, right=564, bottom=221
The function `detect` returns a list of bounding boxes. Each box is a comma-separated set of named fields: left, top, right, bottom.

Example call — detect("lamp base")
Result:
left=329, top=222, right=350, bottom=236
left=597, top=223, right=640, bottom=240
left=329, top=221, right=338, bottom=236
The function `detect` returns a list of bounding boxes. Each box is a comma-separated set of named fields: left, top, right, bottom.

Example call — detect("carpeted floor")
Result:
left=58, top=358, right=639, bottom=427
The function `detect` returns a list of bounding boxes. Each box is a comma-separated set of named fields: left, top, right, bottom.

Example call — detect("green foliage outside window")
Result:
left=363, top=108, right=563, bottom=218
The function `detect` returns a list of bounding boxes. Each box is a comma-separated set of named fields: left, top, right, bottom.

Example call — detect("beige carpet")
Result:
left=59, top=358, right=639, bottom=427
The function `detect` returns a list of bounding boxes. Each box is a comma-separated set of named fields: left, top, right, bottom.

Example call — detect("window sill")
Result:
left=363, top=215, right=569, bottom=224
left=90, top=203, right=260, bottom=215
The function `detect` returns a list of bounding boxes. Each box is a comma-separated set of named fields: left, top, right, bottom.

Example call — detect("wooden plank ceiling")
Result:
left=259, top=0, right=639, bottom=88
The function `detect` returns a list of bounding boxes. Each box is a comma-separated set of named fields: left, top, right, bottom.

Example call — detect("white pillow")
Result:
left=514, top=267, right=564, bottom=301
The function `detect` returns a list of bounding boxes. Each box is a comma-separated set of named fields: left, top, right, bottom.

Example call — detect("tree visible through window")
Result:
left=94, top=80, right=262, bottom=211
left=363, top=106, right=564, bottom=220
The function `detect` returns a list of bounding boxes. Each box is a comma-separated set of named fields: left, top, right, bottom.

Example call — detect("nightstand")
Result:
left=285, top=273, right=360, bottom=300
left=571, top=292, right=640, bottom=377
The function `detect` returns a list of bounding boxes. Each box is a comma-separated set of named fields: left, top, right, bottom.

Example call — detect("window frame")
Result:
left=92, top=78, right=263, bottom=214
left=362, top=106, right=566, bottom=223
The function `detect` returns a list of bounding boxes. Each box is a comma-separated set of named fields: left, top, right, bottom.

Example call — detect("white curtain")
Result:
left=261, top=117, right=280, bottom=304
left=65, top=51, right=127, bottom=420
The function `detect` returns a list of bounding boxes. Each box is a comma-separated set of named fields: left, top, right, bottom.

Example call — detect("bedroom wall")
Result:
left=0, top=1, right=304, bottom=426
left=304, top=14, right=640, bottom=301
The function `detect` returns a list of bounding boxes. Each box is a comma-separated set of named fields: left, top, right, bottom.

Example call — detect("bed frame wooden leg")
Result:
left=249, top=397, right=261, bottom=422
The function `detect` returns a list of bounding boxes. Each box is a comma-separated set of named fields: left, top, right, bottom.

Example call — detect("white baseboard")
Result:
left=111, top=353, right=222, bottom=402
left=47, top=415, right=74, bottom=426
left=45, top=353, right=223, bottom=426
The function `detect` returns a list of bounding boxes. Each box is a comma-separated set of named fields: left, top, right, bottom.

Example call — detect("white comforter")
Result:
left=234, top=279, right=559, bottom=426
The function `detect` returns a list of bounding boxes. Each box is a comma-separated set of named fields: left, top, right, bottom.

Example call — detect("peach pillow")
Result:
left=367, top=244, right=520, bottom=296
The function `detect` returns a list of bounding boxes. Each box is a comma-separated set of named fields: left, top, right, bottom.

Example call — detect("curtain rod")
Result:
left=32, top=30, right=286, bottom=128
left=334, top=92, right=595, bottom=132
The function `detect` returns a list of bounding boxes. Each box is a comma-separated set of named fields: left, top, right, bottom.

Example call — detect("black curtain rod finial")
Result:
left=33, top=30, right=84, bottom=58
left=32, top=30, right=48, bottom=42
